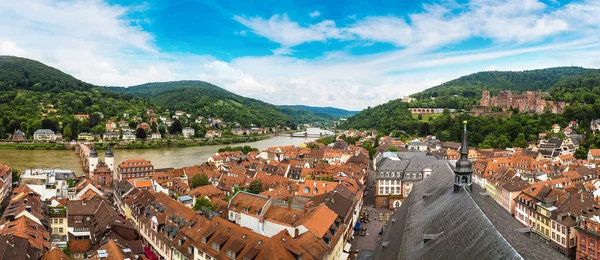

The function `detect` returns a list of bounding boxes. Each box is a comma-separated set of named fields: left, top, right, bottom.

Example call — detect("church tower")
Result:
left=454, top=121, right=473, bottom=192
left=105, top=146, right=114, bottom=172
left=89, top=146, right=99, bottom=173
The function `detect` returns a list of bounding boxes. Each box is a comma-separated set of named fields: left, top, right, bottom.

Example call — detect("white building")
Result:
left=182, top=127, right=195, bottom=138
left=33, top=129, right=57, bottom=141
left=20, top=169, right=76, bottom=200
left=122, top=131, right=136, bottom=141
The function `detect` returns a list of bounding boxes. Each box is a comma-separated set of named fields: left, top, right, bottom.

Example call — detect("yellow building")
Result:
left=78, top=132, right=95, bottom=141
left=49, top=206, right=68, bottom=248
left=535, top=203, right=555, bottom=241
left=485, top=180, right=499, bottom=201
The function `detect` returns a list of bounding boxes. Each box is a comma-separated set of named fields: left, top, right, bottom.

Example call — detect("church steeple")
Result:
left=454, top=121, right=473, bottom=192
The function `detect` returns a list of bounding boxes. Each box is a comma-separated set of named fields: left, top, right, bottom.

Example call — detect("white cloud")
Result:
left=309, top=11, right=320, bottom=18
left=0, top=0, right=163, bottom=86
left=2, top=0, right=600, bottom=110
left=233, top=14, right=344, bottom=47
left=0, top=41, right=27, bottom=57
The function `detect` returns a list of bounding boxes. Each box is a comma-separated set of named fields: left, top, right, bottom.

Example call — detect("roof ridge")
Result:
left=465, top=189, right=523, bottom=259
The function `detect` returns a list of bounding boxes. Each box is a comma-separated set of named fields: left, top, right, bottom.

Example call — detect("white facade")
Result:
left=183, top=127, right=195, bottom=138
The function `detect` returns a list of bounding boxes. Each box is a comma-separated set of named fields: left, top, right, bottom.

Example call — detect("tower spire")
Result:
left=454, top=120, right=473, bottom=192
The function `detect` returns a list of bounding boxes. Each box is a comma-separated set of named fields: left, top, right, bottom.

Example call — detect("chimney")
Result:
left=313, top=181, right=316, bottom=188
left=287, top=198, right=292, bottom=210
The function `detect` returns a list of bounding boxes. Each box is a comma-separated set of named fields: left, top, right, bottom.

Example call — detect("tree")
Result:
left=190, top=174, right=210, bottom=189
left=62, top=246, right=71, bottom=257
left=41, top=118, right=56, bottom=131
left=170, top=119, right=182, bottom=134
left=193, top=197, right=216, bottom=211
left=63, top=126, right=73, bottom=140
left=8, top=120, right=20, bottom=133
left=66, top=178, right=77, bottom=188
left=386, top=146, right=398, bottom=152
left=158, top=125, right=166, bottom=135
left=135, top=128, right=147, bottom=139
left=247, top=180, right=263, bottom=194
left=316, top=135, right=335, bottom=145
left=11, top=169, right=20, bottom=187
left=513, top=133, right=528, bottom=148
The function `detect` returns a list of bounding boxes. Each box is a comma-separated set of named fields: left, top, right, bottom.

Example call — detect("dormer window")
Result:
left=201, top=237, right=207, bottom=244
left=313, top=188, right=318, bottom=194
left=226, top=249, right=236, bottom=259
left=303, top=187, right=309, bottom=194
left=211, top=242, right=220, bottom=251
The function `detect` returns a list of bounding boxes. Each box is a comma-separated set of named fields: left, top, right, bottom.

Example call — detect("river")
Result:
left=0, top=136, right=315, bottom=176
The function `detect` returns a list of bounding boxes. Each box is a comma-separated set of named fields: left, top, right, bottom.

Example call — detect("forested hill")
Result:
left=337, top=99, right=419, bottom=135
left=409, top=67, right=596, bottom=109
left=0, top=55, right=95, bottom=91
left=106, top=82, right=356, bottom=126
left=105, top=81, right=296, bottom=127
left=0, top=55, right=151, bottom=139
left=277, top=105, right=358, bottom=118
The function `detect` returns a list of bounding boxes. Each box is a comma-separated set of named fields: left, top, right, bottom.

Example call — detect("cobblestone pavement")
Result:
left=350, top=206, right=394, bottom=251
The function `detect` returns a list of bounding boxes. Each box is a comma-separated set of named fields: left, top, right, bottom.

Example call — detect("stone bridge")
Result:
left=75, top=143, right=91, bottom=173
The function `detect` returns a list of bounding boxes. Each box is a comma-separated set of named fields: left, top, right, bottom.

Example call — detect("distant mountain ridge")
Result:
left=105, top=81, right=295, bottom=126
left=104, top=81, right=351, bottom=125
left=277, top=105, right=358, bottom=118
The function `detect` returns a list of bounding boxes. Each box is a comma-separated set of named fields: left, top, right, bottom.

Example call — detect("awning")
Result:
left=144, top=246, right=159, bottom=260
left=354, top=221, right=361, bottom=231
left=340, top=252, right=350, bottom=260
left=344, top=242, right=352, bottom=252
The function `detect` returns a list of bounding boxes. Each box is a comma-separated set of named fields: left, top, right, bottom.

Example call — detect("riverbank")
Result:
left=0, top=135, right=272, bottom=150
left=0, top=136, right=316, bottom=176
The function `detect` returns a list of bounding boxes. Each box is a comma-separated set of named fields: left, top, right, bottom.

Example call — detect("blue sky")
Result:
left=1, top=0, right=600, bottom=110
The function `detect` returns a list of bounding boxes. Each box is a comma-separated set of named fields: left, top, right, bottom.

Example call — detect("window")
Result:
left=59, top=219, right=63, bottom=224
left=313, top=188, right=318, bottom=194
left=211, top=242, right=220, bottom=251
left=562, top=227, right=566, bottom=234
left=562, top=237, right=565, bottom=245
left=379, top=187, right=383, bottom=194
left=303, top=187, right=309, bottom=194
left=226, top=249, right=236, bottom=259
left=59, top=228, right=63, bottom=233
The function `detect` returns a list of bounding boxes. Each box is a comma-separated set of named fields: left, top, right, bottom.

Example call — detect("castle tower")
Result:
left=454, top=121, right=473, bottom=192
left=480, top=90, right=491, bottom=107
left=105, top=146, right=114, bottom=172
left=89, top=146, right=98, bottom=173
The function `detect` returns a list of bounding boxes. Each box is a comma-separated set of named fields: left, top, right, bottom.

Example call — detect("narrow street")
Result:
left=350, top=163, right=393, bottom=251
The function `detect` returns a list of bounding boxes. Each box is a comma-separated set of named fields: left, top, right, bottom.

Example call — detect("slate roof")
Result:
left=0, top=235, right=42, bottom=260
left=372, top=162, right=568, bottom=260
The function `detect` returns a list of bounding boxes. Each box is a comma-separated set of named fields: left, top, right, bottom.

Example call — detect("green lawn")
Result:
left=412, top=113, right=441, bottom=122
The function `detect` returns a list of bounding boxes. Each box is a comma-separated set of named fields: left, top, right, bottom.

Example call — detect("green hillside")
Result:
left=409, top=67, right=595, bottom=109
left=337, top=99, right=419, bottom=135
left=105, top=81, right=295, bottom=127
left=0, top=55, right=151, bottom=139
left=341, top=67, right=600, bottom=137
left=277, top=105, right=358, bottom=118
